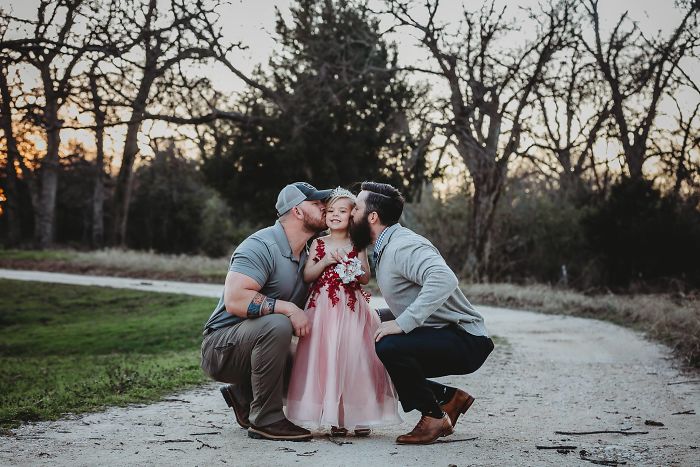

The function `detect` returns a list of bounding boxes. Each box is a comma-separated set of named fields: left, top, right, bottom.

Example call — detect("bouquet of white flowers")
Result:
left=334, top=255, right=364, bottom=284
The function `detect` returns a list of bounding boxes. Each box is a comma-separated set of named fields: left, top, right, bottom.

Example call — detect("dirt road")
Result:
left=1, top=269, right=698, bottom=466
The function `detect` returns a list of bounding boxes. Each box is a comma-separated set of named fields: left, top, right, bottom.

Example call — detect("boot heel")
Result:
left=220, top=386, right=234, bottom=408
left=461, top=395, right=475, bottom=414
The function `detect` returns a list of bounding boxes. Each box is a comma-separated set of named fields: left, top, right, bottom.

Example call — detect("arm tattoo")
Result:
left=247, top=293, right=264, bottom=318
left=247, top=293, right=276, bottom=318
left=262, top=296, right=276, bottom=315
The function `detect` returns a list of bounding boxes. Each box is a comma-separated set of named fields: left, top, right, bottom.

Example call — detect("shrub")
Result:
left=584, top=178, right=700, bottom=290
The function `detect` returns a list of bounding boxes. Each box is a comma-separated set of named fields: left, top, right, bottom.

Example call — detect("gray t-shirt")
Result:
left=203, top=221, right=310, bottom=331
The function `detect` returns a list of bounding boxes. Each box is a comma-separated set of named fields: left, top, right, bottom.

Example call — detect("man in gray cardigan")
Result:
left=349, top=181, right=494, bottom=445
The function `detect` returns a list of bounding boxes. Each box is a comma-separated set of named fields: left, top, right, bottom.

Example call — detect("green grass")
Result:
left=0, top=248, right=228, bottom=283
left=0, top=249, right=73, bottom=261
left=0, top=279, right=215, bottom=431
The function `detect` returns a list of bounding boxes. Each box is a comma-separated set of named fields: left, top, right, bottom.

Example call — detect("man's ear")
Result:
left=368, top=212, right=379, bottom=224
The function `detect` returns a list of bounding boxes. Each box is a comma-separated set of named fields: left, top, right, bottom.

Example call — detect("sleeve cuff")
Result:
left=395, top=313, right=419, bottom=334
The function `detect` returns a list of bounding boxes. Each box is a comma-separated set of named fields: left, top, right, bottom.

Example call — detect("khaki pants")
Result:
left=201, top=314, right=293, bottom=427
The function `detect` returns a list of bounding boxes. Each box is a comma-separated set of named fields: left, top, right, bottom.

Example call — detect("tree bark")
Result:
left=89, top=71, right=105, bottom=247
left=110, top=46, right=157, bottom=245
left=112, top=101, right=148, bottom=246
left=462, top=164, right=506, bottom=281
left=0, top=65, right=23, bottom=244
left=36, top=79, right=61, bottom=248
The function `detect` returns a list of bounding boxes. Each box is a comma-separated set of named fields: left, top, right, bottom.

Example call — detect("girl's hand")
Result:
left=326, top=248, right=346, bottom=266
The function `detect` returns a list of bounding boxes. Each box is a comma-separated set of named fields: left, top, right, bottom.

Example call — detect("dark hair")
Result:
left=360, top=181, right=405, bottom=225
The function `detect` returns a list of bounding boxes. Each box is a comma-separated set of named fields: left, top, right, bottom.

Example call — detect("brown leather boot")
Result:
left=220, top=384, right=250, bottom=429
left=395, top=414, right=453, bottom=445
left=440, top=389, right=475, bottom=427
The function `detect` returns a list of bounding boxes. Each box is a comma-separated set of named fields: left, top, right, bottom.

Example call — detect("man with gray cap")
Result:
left=201, top=182, right=331, bottom=441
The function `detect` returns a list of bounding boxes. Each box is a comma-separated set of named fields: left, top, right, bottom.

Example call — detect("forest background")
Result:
left=1, top=0, right=699, bottom=292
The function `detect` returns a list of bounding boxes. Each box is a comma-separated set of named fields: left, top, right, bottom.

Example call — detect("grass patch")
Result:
left=0, top=248, right=229, bottom=283
left=0, top=249, right=73, bottom=261
left=0, top=279, right=215, bottom=431
left=463, top=282, right=700, bottom=367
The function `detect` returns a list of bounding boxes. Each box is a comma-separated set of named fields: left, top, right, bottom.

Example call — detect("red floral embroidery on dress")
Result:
left=307, top=238, right=371, bottom=312
left=312, top=240, right=325, bottom=264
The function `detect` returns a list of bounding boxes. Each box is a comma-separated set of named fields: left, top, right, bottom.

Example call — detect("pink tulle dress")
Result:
left=286, top=239, right=402, bottom=430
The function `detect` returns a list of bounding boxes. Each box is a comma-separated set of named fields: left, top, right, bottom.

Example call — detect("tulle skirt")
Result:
left=286, top=286, right=402, bottom=430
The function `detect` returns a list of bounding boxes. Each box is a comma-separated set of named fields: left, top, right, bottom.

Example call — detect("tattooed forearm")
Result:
left=247, top=293, right=264, bottom=318
left=262, top=296, right=276, bottom=315
left=247, top=293, right=276, bottom=318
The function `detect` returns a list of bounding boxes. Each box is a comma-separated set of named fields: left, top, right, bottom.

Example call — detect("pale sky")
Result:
left=206, top=0, right=692, bottom=95
left=3, top=0, right=697, bottom=183
left=4, top=0, right=691, bottom=94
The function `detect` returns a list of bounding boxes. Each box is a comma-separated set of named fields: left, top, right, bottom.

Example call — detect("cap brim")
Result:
left=306, top=189, right=333, bottom=201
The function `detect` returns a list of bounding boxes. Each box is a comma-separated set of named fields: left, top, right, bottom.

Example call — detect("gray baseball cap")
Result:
left=275, top=182, right=333, bottom=216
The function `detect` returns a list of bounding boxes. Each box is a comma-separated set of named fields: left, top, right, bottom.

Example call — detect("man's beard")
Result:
left=302, top=211, right=327, bottom=233
left=349, top=214, right=372, bottom=250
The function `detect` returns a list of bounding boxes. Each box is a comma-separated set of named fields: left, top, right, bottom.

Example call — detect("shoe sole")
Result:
left=247, top=428, right=312, bottom=441
left=220, top=386, right=250, bottom=429
left=396, top=427, right=454, bottom=445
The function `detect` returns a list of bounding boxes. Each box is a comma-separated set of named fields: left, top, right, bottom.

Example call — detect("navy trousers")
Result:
left=375, top=324, right=494, bottom=414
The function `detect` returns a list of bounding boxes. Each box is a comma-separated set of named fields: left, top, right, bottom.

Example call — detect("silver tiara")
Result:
left=329, top=186, right=356, bottom=202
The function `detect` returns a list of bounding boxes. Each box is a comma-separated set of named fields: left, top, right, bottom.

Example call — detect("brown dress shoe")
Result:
left=440, top=389, right=475, bottom=427
left=220, top=384, right=250, bottom=429
left=395, top=414, right=453, bottom=445
left=248, top=418, right=312, bottom=441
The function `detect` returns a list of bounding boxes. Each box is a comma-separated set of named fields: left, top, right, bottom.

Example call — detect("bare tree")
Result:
left=103, top=0, right=256, bottom=245
left=0, top=12, right=23, bottom=244
left=523, top=41, right=609, bottom=197
left=387, top=0, right=574, bottom=280
left=581, top=0, right=699, bottom=181
left=1, top=0, right=94, bottom=248
left=649, top=97, right=700, bottom=196
left=0, top=60, right=23, bottom=245
left=69, top=0, right=124, bottom=248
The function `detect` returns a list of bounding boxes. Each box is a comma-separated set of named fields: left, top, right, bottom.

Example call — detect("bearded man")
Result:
left=350, top=181, right=494, bottom=445
left=201, top=182, right=331, bottom=441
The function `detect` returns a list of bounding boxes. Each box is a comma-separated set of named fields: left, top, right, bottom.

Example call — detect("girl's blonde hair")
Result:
left=326, top=187, right=356, bottom=207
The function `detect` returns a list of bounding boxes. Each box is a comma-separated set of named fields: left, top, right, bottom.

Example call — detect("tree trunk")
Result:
left=111, top=109, right=144, bottom=246
left=462, top=167, right=504, bottom=282
left=36, top=96, right=61, bottom=249
left=90, top=74, right=105, bottom=247
left=626, top=142, right=645, bottom=181
left=92, top=127, right=105, bottom=248
left=0, top=66, right=22, bottom=245
left=111, top=65, right=155, bottom=246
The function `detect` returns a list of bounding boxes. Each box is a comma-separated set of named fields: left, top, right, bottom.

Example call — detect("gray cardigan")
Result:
left=375, top=224, right=488, bottom=337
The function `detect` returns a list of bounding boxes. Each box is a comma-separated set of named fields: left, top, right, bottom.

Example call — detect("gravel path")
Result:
left=1, top=269, right=698, bottom=466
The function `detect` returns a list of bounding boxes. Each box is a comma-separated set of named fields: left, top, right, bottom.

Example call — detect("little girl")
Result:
left=286, top=187, right=401, bottom=436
